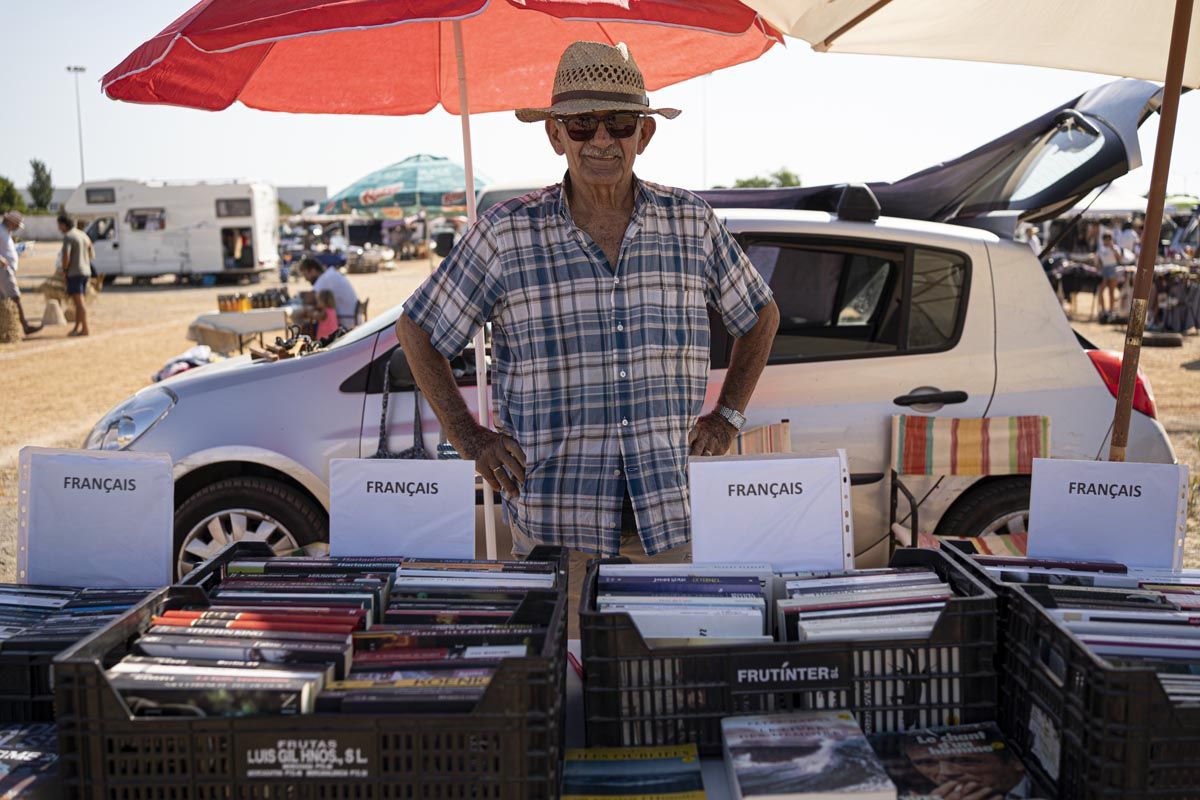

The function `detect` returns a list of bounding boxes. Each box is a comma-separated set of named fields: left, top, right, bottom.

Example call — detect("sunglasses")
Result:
left=555, top=112, right=644, bottom=142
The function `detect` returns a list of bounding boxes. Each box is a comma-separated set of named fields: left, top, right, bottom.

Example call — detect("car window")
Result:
left=745, top=241, right=903, bottom=362
left=908, top=249, right=968, bottom=349
left=743, top=237, right=969, bottom=364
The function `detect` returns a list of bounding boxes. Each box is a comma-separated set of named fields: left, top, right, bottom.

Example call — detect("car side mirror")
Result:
left=388, top=348, right=417, bottom=391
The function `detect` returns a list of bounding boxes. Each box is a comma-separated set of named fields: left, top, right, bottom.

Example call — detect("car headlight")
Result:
left=84, top=387, right=177, bottom=451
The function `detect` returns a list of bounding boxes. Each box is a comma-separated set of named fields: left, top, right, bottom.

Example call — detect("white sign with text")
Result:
left=18, top=447, right=173, bottom=588
left=329, top=458, right=476, bottom=558
left=1027, top=457, right=1190, bottom=569
left=690, top=450, right=853, bottom=570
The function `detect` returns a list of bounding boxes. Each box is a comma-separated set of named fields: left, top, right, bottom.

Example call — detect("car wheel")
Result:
left=933, top=477, right=1031, bottom=539
left=174, top=476, right=328, bottom=578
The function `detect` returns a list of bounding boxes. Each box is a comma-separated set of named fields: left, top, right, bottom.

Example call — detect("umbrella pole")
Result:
left=453, top=20, right=498, bottom=559
left=1108, top=0, right=1194, bottom=462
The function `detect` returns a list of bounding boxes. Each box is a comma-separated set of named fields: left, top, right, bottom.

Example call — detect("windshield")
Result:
left=322, top=302, right=403, bottom=352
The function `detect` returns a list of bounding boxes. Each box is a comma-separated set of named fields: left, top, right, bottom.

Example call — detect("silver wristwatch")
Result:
left=716, top=405, right=747, bottom=431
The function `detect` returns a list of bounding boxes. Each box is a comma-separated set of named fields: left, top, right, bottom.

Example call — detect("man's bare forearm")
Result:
left=717, top=299, right=779, bottom=412
left=395, top=314, right=486, bottom=454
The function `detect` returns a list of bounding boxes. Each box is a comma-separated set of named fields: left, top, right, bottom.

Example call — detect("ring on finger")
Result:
left=492, top=466, right=506, bottom=474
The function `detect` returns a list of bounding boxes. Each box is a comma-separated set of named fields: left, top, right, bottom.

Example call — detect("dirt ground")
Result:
left=0, top=248, right=1197, bottom=579
left=0, top=245, right=435, bottom=579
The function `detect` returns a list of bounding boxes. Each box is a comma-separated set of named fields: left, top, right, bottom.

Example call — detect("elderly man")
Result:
left=0, top=210, right=40, bottom=339
left=396, top=41, right=779, bottom=605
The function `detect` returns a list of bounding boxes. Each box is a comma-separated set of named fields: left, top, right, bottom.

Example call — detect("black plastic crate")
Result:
left=0, top=644, right=56, bottom=722
left=580, top=547, right=998, bottom=756
left=941, top=546, right=1200, bottom=799
left=53, top=546, right=569, bottom=800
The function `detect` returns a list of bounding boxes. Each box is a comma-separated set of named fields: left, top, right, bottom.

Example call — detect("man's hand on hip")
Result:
left=459, top=426, right=527, bottom=497
left=688, top=411, right=737, bottom=457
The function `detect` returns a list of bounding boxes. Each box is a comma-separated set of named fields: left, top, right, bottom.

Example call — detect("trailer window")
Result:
left=85, top=187, right=116, bottom=204
left=127, top=208, right=166, bottom=231
left=216, top=198, right=252, bottom=217
left=86, top=217, right=116, bottom=241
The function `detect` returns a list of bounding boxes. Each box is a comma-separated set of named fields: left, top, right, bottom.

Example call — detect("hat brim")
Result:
left=516, top=99, right=680, bottom=123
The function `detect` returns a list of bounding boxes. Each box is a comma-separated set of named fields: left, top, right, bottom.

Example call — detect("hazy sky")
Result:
left=6, top=1, right=1200, bottom=201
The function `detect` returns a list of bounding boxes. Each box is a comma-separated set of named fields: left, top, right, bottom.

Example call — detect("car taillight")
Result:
left=1086, top=349, right=1158, bottom=419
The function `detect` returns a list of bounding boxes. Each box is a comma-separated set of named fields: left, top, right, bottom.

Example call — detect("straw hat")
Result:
left=2, top=210, right=23, bottom=229
left=516, top=41, right=681, bottom=123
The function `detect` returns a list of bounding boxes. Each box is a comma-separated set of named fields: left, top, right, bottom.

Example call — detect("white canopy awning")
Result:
left=1072, top=184, right=1149, bottom=216
left=744, top=0, right=1200, bottom=88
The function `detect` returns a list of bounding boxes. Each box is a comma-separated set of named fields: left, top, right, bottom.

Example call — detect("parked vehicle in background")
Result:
left=65, top=179, right=279, bottom=284
left=476, top=182, right=548, bottom=214
left=82, top=79, right=1179, bottom=575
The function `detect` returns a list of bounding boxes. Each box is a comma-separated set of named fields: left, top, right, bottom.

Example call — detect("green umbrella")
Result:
left=320, top=154, right=489, bottom=215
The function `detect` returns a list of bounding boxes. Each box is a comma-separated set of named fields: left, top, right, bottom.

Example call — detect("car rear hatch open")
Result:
left=701, top=79, right=1168, bottom=236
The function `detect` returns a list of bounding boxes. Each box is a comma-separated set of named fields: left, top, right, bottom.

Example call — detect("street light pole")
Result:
left=66, top=65, right=86, bottom=184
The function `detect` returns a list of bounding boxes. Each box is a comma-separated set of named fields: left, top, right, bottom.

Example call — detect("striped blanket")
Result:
left=891, top=415, right=1050, bottom=476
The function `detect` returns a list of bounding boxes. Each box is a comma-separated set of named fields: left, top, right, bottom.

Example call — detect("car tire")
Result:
left=1143, top=331, right=1184, bottom=348
left=173, top=476, right=328, bottom=578
left=933, top=477, right=1031, bottom=539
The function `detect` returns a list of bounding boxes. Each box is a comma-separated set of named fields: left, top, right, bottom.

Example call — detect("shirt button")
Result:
left=616, top=323, right=624, bottom=331
left=613, top=469, right=622, bottom=477
left=621, top=418, right=629, bottom=427
left=619, top=370, right=627, bottom=378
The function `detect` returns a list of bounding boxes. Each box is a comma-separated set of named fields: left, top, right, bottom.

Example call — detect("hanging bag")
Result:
left=370, top=358, right=430, bottom=459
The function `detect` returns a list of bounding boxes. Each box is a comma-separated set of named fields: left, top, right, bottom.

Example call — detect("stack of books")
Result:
left=595, top=563, right=772, bottom=644
left=561, top=744, right=706, bottom=799
left=0, top=585, right=153, bottom=652
left=107, top=555, right=558, bottom=717
left=722, top=712, right=1039, bottom=800
left=0, top=722, right=59, bottom=799
left=775, top=568, right=952, bottom=642
left=869, top=722, right=1036, bottom=799
left=722, top=711, right=896, bottom=799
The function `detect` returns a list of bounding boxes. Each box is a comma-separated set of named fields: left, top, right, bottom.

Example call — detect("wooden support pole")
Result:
left=1109, top=0, right=1194, bottom=461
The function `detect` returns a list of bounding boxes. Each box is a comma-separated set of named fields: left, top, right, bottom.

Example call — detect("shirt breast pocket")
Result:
left=636, top=278, right=709, bottom=359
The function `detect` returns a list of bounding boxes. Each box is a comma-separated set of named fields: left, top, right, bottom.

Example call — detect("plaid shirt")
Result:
left=404, top=177, right=772, bottom=556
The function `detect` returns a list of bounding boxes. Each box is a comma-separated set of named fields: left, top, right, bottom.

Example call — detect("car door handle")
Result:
left=893, top=390, right=969, bottom=407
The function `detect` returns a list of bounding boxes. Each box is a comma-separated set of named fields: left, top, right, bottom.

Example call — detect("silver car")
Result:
left=85, top=79, right=1177, bottom=575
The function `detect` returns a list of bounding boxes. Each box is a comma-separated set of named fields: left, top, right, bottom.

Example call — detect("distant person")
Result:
left=1026, top=226, right=1043, bottom=256
left=1094, top=231, right=1122, bottom=316
left=58, top=212, right=92, bottom=337
left=298, top=256, right=358, bottom=329
left=0, top=210, right=40, bottom=338
left=222, top=229, right=243, bottom=270
left=1117, top=219, right=1141, bottom=258
left=76, top=219, right=95, bottom=264
left=314, top=289, right=339, bottom=339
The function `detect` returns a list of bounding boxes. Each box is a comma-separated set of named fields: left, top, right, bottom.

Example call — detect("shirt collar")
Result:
left=556, top=171, right=653, bottom=225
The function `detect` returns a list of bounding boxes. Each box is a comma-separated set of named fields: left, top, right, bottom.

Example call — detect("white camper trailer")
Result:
left=64, top=180, right=279, bottom=282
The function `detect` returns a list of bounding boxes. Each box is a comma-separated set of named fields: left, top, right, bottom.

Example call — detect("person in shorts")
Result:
left=1094, top=231, right=1122, bottom=318
left=58, top=212, right=92, bottom=337
left=0, top=210, right=41, bottom=340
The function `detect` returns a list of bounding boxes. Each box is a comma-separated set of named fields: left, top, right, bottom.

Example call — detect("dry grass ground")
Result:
left=0, top=250, right=1196, bottom=579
